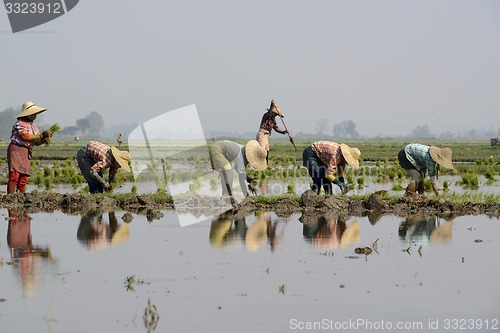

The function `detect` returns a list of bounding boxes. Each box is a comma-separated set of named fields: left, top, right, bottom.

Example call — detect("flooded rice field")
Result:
left=1, top=208, right=499, bottom=333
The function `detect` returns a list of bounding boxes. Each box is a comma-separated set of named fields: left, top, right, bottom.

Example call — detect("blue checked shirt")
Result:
left=404, top=144, right=437, bottom=180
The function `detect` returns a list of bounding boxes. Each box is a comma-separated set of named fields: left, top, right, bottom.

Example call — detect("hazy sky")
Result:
left=1, top=0, right=499, bottom=137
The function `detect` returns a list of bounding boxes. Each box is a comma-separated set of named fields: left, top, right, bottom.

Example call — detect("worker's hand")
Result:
left=332, top=177, right=348, bottom=194
left=41, top=130, right=53, bottom=139
left=431, top=181, right=440, bottom=197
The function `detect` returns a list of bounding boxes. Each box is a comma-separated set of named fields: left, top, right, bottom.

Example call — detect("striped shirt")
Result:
left=86, top=141, right=119, bottom=178
left=311, top=141, right=346, bottom=176
left=10, top=119, right=40, bottom=148
left=404, top=144, right=437, bottom=180
left=211, top=140, right=248, bottom=173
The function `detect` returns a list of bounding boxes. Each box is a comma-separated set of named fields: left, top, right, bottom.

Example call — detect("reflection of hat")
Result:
left=17, top=101, right=47, bottom=118
left=246, top=214, right=268, bottom=252
left=111, top=146, right=131, bottom=172
left=111, top=224, right=130, bottom=245
left=430, top=221, right=453, bottom=244
left=268, top=99, right=283, bottom=117
left=209, top=218, right=233, bottom=249
left=340, top=221, right=360, bottom=248
left=430, top=146, right=453, bottom=169
left=340, top=144, right=361, bottom=169
left=245, top=140, right=267, bottom=171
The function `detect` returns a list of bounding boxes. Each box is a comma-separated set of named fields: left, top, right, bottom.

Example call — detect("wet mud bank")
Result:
left=1, top=190, right=499, bottom=221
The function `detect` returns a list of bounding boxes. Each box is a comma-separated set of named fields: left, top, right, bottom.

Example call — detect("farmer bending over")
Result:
left=302, top=141, right=361, bottom=195
left=210, top=140, right=267, bottom=197
left=398, top=143, right=453, bottom=196
left=77, top=141, right=131, bottom=193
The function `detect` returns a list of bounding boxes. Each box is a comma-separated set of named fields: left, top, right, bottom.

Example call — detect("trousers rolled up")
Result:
left=302, top=145, right=333, bottom=195
left=77, top=146, right=104, bottom=194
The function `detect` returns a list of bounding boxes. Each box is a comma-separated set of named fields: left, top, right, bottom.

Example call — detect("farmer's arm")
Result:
left=272, top=123, right=288, bottom=135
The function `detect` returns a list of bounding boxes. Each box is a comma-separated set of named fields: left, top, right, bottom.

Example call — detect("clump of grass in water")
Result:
left=443, top=180, right=450, bottom=192
left=392, top=183, right=404, bottom=191
left=287, top=183, right=295, bottom=194
left=357, top=177, right=365, bottom=188
left=458, top=172, right=479, bottom=188
left=131, top=185, right=138, bottom=194
left=485, top=169, right=496, bottom=182
left=143, top=298, right=160, bottom=332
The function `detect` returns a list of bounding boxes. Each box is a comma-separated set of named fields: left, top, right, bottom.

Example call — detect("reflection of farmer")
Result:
left=256, top=100, right=288, bottom=163
left=398, top=144, right=453, bottom=196
left=302, top=215, right=360, bottom=249
left=209, top=212, right=284, bottom=252
left=302, top=141, right=361, bottom=195
left=7, top=101, right=54, bottom=194
left=76, top=141, right=131, bottom=193
left=209, top=140, right=267, bottom=197
left=398, top=215, right=453, bottom=245
left=7, top=210, right=52, bottom=296
left=77, top=211, right=130, bottom=251
left=209, top=216, right=247, bottom=251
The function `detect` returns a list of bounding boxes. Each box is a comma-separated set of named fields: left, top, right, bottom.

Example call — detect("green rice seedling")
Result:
left=152, top=189, right=172, bottom=205
left=356, top=177, right=365, bottom=188
left=347, top=174, right=354, bottom=184
left=71, top=176, right=81, bottom=189
left=424, top=179, right=432, bottom=192
left=43, top=166, right=53, bottom=178
left=33, top=172, right=44, bottom=186
left=189, top=177, right=203, bottom=193
left=485, top=156, right=494, bottom=165
left=485, top=169, right=495, bottom=181
left=397, top=169, right=404, bottom=179
left=388, top=170, right=396, bottom=181
left=131, top=185, right=138, bottom=194
left=475, top=160, right=482, bottom=165
left=287, top=183, right=295, bottom=194
left=44, top=176, right=53, bottom=190
left=392, top=183, right=404, bottom=191
left=209, top=176, right=219, bottom=190
left=376, top=160, right=381, bottom=167
left=458, top=172, right=479, bottom=188
left=443, top=180, right=450, bottom=191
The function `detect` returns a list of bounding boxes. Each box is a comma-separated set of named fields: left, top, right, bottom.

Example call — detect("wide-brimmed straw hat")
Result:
left=245, top=140, right=268, bottom=171
left=17, top=101, right=47, bottom=118
left=111, top=147, right=131, bottom=172
left=267, top=99, right=284, bottom=118
left=340, top=143, right=361, bottom=169
left=430, top=146, right=453, bottom=169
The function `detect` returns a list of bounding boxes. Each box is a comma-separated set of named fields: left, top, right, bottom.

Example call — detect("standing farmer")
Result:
left=398, top=143, right=453, bottom=196
left=256, top=99, right=288, bottom=162
left=7, top=101, right=53, bottom=194
left=76, top=141, right=131, bottom=193
left=302, top=141, right=361, bottom=195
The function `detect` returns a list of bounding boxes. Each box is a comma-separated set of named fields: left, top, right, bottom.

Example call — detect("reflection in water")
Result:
left=77, top=211, right=131, bottom=251
left=302, top=215, right=360, bottom=249
left=6, top=210, right=53, bottom=297
left=209, top=212, right=286, bottom=253
left=398, top=215, right=453, bottom=245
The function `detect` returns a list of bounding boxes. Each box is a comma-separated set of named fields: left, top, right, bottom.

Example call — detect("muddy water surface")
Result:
left=0, top=209, right=499, bottom=333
